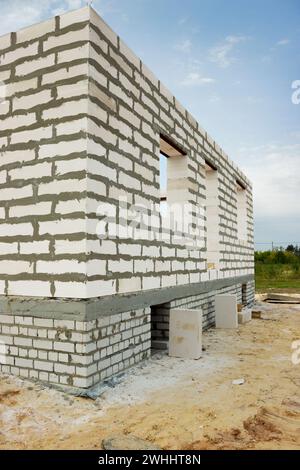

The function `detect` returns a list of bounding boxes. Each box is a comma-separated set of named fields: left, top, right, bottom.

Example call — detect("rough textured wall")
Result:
left=0, top=9, right=90, bottom=298
left=0, top=6, right=254, bottom=300
left=85, top=7, right=254, bottom=298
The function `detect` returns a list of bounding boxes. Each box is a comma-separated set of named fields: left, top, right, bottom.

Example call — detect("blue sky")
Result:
left=0, top=0, right=299, bottom=250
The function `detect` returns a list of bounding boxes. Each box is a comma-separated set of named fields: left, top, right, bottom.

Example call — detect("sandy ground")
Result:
left=0, top=301, right=300, bottom=450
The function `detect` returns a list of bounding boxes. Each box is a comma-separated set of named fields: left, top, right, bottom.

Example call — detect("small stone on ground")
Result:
left=102, top=435, right=161, bottom=450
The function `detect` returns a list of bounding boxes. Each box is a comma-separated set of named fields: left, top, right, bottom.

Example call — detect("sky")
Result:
left=0, top=0, right=299, bottom=250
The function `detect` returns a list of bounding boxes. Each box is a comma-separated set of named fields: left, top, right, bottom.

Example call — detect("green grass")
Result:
left=255, top=278, right=300, bottom=292
left=255, top=256, right=300, bottom=292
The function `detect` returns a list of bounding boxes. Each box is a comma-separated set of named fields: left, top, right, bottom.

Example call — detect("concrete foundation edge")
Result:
left=0, top=274, right=254, bottom=320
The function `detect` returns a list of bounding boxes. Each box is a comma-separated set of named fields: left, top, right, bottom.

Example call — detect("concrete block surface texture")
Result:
left=169, top=308, right=202, bottom=359
left=0, top=5, right=254, bottom=300
left=215, top=294, right=238, bottom=329
left=0, top=5, right=255, bottom=390
left=238, top=308, right=252, bottom=324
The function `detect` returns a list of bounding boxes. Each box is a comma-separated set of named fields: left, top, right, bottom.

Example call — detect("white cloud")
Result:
left=290, top=130, right=300, bottom=140
left=277, top=38, right=290, bottom=46
left=209, top=94, right=221, bottom=103
left=261, top=55, right=272, bottom=63
left=65, top=0, right=84, bottom=9
left=181, top=72, right=215, bottom=86
left=51, top=0, right=85, bottom=16
left=239, top=142, right=300, bottom=218
left=226, top=35, right=248, bottom=44
left=246, top=96, right=263, bottom=104
left=178, top=16, right=189, bottom=26
left=0, top=0, right=90, bottom=36
left=0, top=1, right=46, bottom=35
left=174, top=39, right=192, bottom=53
left=49, top=0, right=87, bottom=15
left=209, top=35, right=248, bottom=68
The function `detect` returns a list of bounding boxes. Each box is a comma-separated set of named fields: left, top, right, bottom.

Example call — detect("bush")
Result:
left=255, top=250, right=300, bottom=265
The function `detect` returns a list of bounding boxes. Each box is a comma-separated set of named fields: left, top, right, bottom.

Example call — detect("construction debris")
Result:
left=232, top=378, right=245, bottom=385
left=252, top=310, right=262, bottom=319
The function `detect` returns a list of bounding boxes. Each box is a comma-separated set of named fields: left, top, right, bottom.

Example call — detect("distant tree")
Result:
left=286, top=244, right=295, bottom=253
left=274, top=250, right=288, bottom=264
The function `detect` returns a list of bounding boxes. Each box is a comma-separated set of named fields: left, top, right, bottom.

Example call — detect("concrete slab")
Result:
left=169, top=308, right=202, bottom=359
left=215, top=294, right=238, bottom=329
left=238, top=308, right=252, bottom=324
left=264, top=294, right=300, bottom=304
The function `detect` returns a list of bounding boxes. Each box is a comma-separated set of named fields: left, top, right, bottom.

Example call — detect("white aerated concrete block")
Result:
left=215, top=294, right=238, bottom=329
left=238, top=308, right=252, bottom=324
left=169, top=308, right=202, bottom=359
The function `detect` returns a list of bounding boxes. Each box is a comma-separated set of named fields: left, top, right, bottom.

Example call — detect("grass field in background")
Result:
left=255, top=278, right=300, bottom=292
left=255, top=250, right=300, bottom=292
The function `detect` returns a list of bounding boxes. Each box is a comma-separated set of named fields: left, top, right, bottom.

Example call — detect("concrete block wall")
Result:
left=0, top=6, right=254, bottom=300
left=85, top=7, right=254, bottom=298
left=0, top=8, right=90, bottom=299
left=242, top=279, right=255, bottom=307
left=0, top=6, right=255, bottom=390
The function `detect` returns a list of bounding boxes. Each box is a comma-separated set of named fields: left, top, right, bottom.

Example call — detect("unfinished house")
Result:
left=0, top=7, right=254, bottom=391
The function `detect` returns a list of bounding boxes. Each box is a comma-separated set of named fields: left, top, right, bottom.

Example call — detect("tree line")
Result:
left=255, top=245, right=300, bottom=265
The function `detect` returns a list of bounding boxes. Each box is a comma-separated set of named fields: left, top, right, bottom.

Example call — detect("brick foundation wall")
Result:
left=151, top=279, right=255, bottom=349
left=0, top=279, right=254, bottom=390
left=0, top=307, right=150, bottom=389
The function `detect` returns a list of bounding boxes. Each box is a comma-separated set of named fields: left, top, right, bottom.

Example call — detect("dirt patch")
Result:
left=243, top=407, right=283, bottom=441
left=0, top=302, right=299, bottom=450
left=0, top=389, right=20, bottom=404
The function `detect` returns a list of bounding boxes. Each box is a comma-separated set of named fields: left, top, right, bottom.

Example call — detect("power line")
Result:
left=256, top=242, right=300, bottom=244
